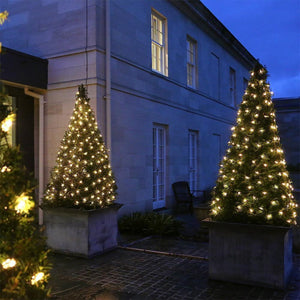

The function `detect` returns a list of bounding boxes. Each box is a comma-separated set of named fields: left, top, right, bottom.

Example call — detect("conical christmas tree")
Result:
left=43, top=85, right=117, bottom=209
left=1, top=12, right=50, bottom=299
left=211, top=62, right=297, bottom=226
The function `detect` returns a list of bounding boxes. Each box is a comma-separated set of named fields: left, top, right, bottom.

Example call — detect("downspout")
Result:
left=24, top=88, right=44, bottom=225
left=105, top=0, right=112, bottom=157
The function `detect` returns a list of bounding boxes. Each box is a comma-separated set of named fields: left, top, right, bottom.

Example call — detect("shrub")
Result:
left=118, top=212, right=183, bottom=236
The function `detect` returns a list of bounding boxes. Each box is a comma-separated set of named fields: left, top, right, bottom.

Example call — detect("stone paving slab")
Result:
left=49, top=238, right=300, bottom=300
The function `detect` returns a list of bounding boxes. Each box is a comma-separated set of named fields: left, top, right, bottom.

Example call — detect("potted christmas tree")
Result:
left=0, top=17, right=51, bottom=295
left=43, top=85, right=120, bottom=257
left=206, top=62, right=298, bottom=289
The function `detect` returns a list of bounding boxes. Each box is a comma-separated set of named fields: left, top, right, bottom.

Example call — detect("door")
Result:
left=153, top=125, right=166, bottom=209
left=189, top=130, right=198, bottom=193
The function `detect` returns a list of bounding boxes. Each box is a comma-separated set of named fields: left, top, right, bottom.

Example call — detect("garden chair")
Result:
left=172, top=181, right=205, bottom=214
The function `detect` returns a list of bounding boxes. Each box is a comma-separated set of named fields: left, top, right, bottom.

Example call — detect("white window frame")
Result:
left=151, top=10, right=168, bottom=76
left=188, top=130, right=198, bottom=193
left=152, top=124, right=167, bottom=209
left=211, top=53, right=220, bottom=99
left=230, top=67, right=236, bottom=106
left=187, top=37, right=197, bottom=88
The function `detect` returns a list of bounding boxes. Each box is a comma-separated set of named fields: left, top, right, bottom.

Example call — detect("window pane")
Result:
left=156, top=46, right=162, bottom=72
left=152, top=43, right=157, bottom=70
left=151, top=12, right=167, bottom=75
left=187, top=38, right=197, bottom=87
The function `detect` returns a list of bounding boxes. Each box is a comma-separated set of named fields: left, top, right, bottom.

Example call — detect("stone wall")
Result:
left=0, top=0, right=256, bottom=214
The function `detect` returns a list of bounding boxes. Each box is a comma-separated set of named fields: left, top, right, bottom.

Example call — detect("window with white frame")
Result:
left=153, top=124, right=167, bottom=209
left=230, top=67, right=236, bottom=106
left=187, top=37, right=197, bottom=88
left=151, top=10, right=168, bottom=76
left=211, top=53, right=220, bottom=99
left=188, top=130, right=198, bottom=193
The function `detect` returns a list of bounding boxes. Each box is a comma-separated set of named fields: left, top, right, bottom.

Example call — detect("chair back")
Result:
left=172, top=181, right=192, bottom=202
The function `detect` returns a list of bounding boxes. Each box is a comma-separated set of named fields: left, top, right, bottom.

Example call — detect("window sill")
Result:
left=151, top=69, right=168, bottom=78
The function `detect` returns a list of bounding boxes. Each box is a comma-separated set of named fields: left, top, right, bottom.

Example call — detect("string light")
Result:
left=1, top=114, right=15, bottom=132
left=14, top=193, right=34, bottom=214
left=31, top=272, right=45, bottom=285
left=210, top=65, right=297, bottom=227
left=2, top=258, right=16, bottom=269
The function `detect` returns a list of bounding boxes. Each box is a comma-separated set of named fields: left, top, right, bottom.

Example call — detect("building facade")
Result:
left=273, top=97, right=300, bottom=194
left=0, top=0, right=256, bottom=218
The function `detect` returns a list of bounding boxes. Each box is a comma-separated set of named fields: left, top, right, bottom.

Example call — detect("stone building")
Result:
left=273, top=97, right=300, bottom=196
left=0, top=0, right=256, bottom=219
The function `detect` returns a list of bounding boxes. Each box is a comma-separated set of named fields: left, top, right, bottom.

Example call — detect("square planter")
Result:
left=43, top=203, right=122, bottom=257
left=292, top=196, right=300, bottom=253
left=204, top=219, right=293, bottom=289
left=193, top=205, right=210, bottom=221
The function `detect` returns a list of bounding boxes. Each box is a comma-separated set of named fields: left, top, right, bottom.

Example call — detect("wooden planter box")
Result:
left=43, top=203, right=122, bottom=257
left=204, top=219, right=293, bottom=289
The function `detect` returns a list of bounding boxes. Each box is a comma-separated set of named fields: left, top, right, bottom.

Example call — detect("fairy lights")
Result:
left=210, top=63, right=297, bottom=226
left=14, top=193, right=34, bottom=214
left=31, top=272, right=44, bottom=285
left=2, top=258, right=16, bottom=269
left=43, top=85, right=117, bottom=209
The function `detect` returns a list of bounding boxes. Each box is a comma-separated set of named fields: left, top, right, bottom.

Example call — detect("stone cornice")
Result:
left=168, top=0, right=257, bottom=69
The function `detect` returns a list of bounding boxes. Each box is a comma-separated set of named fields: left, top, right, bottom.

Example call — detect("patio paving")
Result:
left=48, top=214, right=300, bottom=300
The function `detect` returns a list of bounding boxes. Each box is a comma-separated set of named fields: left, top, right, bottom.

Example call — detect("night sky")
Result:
left=201, top=0, right=300, bottom=99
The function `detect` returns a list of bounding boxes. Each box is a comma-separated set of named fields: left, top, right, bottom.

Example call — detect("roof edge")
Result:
left=168, top=0, right=257, bottom=69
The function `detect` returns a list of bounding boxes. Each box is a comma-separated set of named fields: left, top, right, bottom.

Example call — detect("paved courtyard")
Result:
left=49, top=236, right=300, bottom=300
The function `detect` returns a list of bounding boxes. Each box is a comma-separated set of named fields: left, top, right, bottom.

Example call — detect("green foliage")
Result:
left=0, top=19, right=51, bottom=295
left=0, top=139, right=51, bottom=299
left=118, top=212, right=149, bottom=234
left=118, top=212, right=183, bottom=236
left=211, top=62, right=298, bottom=226
left=43, top=85, right=117, bottom=209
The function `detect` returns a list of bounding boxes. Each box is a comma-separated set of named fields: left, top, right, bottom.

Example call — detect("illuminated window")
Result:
left=2, top=96, right=16, bottom=146
left=151, top=10, right=168, bottom=76
left=187, top=37, right=197, bottom=88
left=230, top=67, right=236, bottom=106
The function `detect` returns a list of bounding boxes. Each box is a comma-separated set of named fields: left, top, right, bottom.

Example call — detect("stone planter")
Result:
left=204, top=219, right=293, bottom=289
left=292, top=197, right=300, bottom=253
left=43, top=203, right=122, bottom=257
left=193, top=205, right=210, bottom=221
left=293, top=226, right=300, bottom=253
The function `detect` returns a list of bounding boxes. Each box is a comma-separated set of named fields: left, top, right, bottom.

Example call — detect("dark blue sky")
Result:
left=201, top=0, right=300, bottom=99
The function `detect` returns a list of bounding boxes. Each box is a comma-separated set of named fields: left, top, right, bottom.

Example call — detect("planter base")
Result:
left=204, top=219, right=293, bottom=289
left=44, top=204, right=122, bottom=257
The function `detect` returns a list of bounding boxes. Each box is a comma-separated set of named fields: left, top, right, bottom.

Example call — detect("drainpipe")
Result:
left=105, top=0, right=112, bottom=157
left=24, top=88, right=45, bottom=225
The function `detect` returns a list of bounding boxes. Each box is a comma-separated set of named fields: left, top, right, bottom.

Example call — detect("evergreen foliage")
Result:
left=211, top=62, right=298, bottom=226
left=0, top=12, right=51, bottom=297
left=118, top=212, right=183, bottom=236
left=43, top=85, right=117, bottom=209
